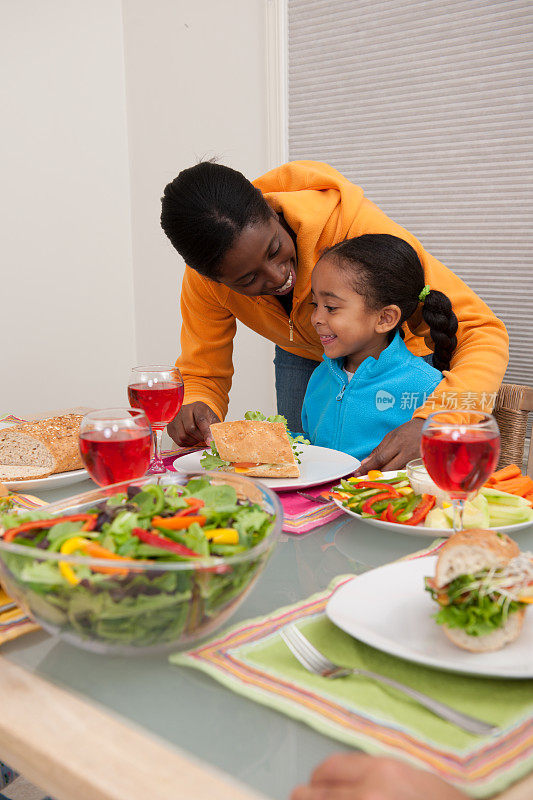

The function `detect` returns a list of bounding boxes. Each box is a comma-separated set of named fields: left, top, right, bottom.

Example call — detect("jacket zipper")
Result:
left=336, top=384, right=346, bottom=401
left=289, top=317, right=294, bottom=342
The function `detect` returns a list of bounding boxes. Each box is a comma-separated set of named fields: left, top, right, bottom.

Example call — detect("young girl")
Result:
left=301, top=234, right=458, bottom=461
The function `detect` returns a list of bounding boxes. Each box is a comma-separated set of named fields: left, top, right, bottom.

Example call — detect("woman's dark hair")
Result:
left=160, top=161, right=273, bottom=279
left=323, top=234, right=458, bottom=372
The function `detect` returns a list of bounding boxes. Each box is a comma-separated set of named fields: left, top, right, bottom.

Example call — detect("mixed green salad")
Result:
left=200, top=410, right=309, bottom=470
left=0, top=478, right=276, bottom=649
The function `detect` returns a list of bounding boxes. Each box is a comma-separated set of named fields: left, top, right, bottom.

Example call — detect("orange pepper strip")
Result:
left=80, top=540, right=130, bottom=576
left=151, top=515, right=206, bottom=530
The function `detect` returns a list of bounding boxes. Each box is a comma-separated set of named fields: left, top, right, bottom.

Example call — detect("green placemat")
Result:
left=171, top=551, right=533, bottom=798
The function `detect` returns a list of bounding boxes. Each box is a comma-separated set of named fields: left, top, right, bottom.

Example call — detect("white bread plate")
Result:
left=0, top=410, right=89, bottom=491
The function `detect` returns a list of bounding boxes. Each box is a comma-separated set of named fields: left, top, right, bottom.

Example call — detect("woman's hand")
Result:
left=353, top=417, right=425, bottom=476
left=166, top=401, right=221, bottom=447
left=291, top=753, right=467, bottom=800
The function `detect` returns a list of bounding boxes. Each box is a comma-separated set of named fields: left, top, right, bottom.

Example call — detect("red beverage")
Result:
left=79, top=429, right=152, bottom=486
left=128, top=382, right=184, bottom=429
left=421, top=429, right=500, bottom=497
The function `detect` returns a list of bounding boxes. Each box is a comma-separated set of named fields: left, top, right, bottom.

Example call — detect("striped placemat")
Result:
left=171, top=540, right=533, bottom=798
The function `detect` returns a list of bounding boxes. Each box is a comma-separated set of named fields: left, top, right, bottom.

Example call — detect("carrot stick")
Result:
left=491, top=477, right=533, bottom=496
left=488, top=464, right=521, bottom=483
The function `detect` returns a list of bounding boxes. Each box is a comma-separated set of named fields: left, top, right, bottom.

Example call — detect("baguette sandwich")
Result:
left=425, top=529, right=533, bottom=652
left=200, top=412, right=306, bottom=478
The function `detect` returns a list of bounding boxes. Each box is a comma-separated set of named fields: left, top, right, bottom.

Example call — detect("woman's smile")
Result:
left=271, top=265, right=296, bottom=295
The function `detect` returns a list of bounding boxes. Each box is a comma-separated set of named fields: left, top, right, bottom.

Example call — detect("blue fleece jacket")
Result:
left=301, top=332, right=442, bottom=461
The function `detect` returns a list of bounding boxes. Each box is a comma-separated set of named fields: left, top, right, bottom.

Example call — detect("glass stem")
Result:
left=153, top=428, right=163, bottom=465
left=452, top=498, right=465, bottom=534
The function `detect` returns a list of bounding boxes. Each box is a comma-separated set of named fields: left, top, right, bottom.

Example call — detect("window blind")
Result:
left=288, top=0, right=533, bottom=386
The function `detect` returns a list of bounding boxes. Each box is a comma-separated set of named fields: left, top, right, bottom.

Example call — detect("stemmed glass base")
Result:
left=146, top=428, right=167, bottom=475
left=451, top=497, right=465, bottom=534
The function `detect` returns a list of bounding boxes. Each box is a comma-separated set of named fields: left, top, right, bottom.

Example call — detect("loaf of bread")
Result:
left=0, top=414, right=84, bottom=480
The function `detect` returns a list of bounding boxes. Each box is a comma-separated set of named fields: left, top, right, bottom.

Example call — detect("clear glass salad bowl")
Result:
left=0, top=472, right=282, bottom=655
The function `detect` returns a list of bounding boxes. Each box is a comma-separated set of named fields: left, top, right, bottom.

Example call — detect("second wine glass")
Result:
left=79, top=408, right=152, bottom=486
left=420, top=410, right=500, bottom=533
left=127, top=366, right=184, bottom=474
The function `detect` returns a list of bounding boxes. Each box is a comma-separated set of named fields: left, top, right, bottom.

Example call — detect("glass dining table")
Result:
left=2, top=476, right=533, bottom=800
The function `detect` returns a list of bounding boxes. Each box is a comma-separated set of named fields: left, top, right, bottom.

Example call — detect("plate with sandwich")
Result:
left=0, top=414, right=89, bottom=491
left=174, top=414, right=360, bottom=491
left=326, top=530, right=533, bottom=678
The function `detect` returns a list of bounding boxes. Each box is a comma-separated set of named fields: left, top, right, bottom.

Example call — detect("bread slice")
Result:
left=434, top=529, right=520, bottom=589
left=0, top=414, right=84, bottom=476
left=210, top=420, right=299, bottom=478
left=0, top=464, right=54, bottom=481
left=443, top=607, right=526, bottom=652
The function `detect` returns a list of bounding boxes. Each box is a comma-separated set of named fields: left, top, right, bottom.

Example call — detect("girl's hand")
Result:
left=291, top=753, right=467, bottom=800
left=166, top=402, right=220, bottom=447
left=352, top=418, right=425, bottom=476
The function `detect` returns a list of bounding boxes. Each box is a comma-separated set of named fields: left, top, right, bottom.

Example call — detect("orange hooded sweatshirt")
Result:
left=177, top=161, right=508, bottom=421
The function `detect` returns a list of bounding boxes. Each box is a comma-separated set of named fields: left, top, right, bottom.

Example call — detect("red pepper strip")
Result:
left=385, top=503, right=399, bottom=523
left=401, top=494, right=436, bottom=526
left=379, top=508, right=388, bottom=521
left=2, top=514, right=98, bottom=542
left=361, top=492, right=398, bottom=515
left=132, top=528, right=202, bottom=558
left=349, top=481, right=401, bottom=494
left=151, top=515, right=206, bottom=530
left=175, top=497, right=205, bottom=516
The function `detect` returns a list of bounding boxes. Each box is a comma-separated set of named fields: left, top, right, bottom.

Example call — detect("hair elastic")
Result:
left=418, top=284, right=431, bottom=302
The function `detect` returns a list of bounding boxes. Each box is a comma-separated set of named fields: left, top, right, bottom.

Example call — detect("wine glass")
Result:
left=421, top=410, right=500, bottom=533
left=79, top=409, right=152, bottom=486
left=127, top=366, right=184, bottom=474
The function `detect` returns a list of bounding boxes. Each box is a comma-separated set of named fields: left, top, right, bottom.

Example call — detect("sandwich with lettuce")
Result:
left=425, top=529, right=532, bottom=652
left=200, top=411, right=308, bottom=478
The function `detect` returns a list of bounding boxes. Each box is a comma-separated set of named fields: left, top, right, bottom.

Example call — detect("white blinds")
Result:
left=288, top=0, right=533, bottom=385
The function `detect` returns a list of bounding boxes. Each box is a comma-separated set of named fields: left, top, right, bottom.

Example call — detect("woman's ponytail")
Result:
left=420, top=290, right=458, bottom=372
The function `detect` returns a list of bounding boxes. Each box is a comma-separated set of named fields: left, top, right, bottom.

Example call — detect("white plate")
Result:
left=173, top=444, right=360, bottom=492
left=332, top=470, right=533, bottom=538
left=2, top=469, right=89, bottom=492
left=326, top=556, right=533, bottom=678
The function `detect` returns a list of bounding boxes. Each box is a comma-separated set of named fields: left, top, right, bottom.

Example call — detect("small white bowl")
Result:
left=406, top=458, right=450, bottom=506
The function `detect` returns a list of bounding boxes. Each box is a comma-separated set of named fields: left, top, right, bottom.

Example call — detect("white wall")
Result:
left=1, top=0, right=276, bottom=423
left=121, top=0, right=276, bottom=421
left=1, top=1, right=136, bottom=417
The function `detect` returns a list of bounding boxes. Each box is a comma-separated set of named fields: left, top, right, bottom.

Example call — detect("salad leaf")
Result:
left=426, top=573, right=524, bottom=637
left=199, top=443, right=230, bottom=470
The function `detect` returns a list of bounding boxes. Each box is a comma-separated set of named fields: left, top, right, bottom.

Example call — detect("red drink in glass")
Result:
left=127, top=382, right=184, bottom=429
left=128, top=366, right=184, bottom=474
left=422, top=430, right=500, bottom=499
left=79, top=429, right=152, bottom=486
left=421, top=410, right=501, bottom=533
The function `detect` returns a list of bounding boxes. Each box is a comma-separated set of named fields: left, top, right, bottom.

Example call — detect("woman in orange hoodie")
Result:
left=160, top=160, right=508, bottom=472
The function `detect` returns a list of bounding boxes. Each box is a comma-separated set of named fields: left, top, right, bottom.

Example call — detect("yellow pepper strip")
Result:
left=347, top=477, right=359, bottom=483
left=204, top=528, right=239, bottom=544
left=398, top=486, right=414, bottom=496
left=59, top=536, right=92, bottom=585
left=367, top=470, right=384, bottom=480
left=59, top=536, right=130, bottom=584
left=442, top=501, right=452, bottom=509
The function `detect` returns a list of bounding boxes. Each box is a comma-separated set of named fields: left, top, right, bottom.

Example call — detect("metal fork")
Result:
left=280, top=624, right=498, bottom=736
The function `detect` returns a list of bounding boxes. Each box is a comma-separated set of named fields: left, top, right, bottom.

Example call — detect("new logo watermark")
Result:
left=375, top=390, right=396, bottom=411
